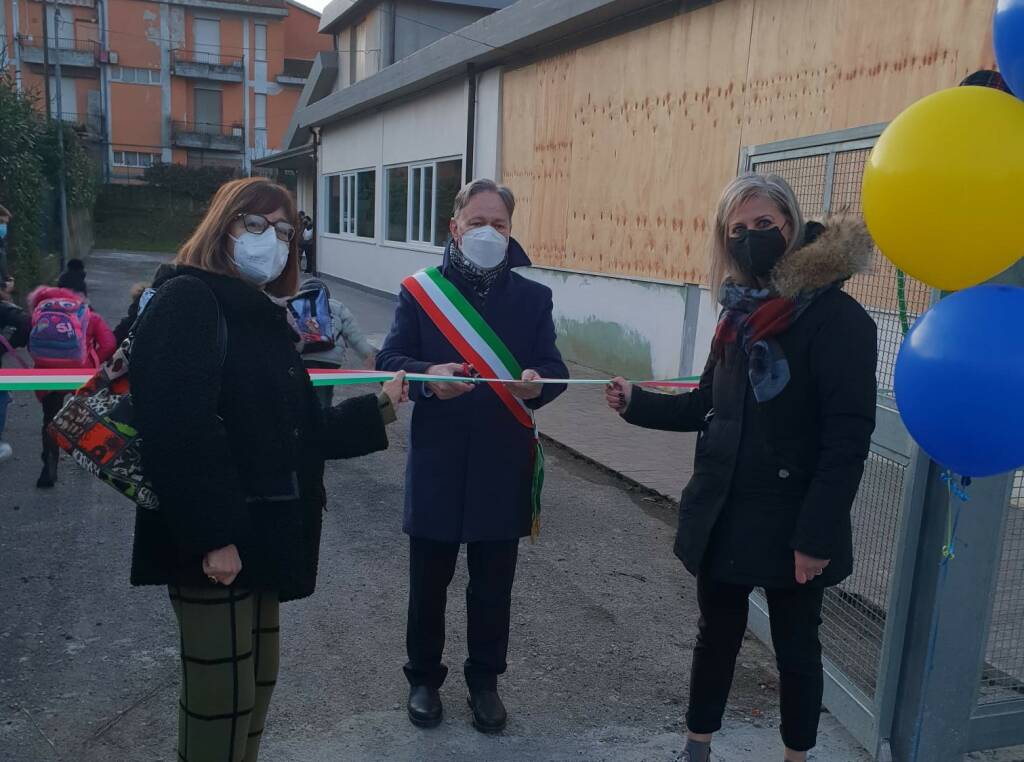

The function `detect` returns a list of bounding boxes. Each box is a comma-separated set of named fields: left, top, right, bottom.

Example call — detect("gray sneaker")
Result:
left=0, top=442, right=12, bottom=463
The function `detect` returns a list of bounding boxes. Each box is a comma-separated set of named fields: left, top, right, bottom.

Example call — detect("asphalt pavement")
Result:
left=0, top=250, right=909, bottom=761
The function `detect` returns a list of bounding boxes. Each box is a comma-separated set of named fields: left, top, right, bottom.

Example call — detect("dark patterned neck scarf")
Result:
left=712, top=280, right=834, bottom=402
left=448, top=239, right=507, bottom=299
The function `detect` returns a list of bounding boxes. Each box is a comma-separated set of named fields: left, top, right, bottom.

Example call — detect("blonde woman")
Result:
left=607, top=173, right=877, bottom=762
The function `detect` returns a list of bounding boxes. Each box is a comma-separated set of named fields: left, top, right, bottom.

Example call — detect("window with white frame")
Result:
left=113, top=151, right=159, bottom=168
left=385, top=158, right=462, bottom=247
left=325, top=175, right=341, bottom=234
left=109, top=66, right=161, bottom=85
left=338, top=169, right=376, bottom=238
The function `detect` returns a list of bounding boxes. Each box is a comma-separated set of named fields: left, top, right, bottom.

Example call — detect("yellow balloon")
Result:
left=862, top=87, right=1024, bottom=291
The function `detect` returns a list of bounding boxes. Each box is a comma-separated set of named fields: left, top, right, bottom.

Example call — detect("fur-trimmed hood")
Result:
left=771, top=220, right=874, bottom=300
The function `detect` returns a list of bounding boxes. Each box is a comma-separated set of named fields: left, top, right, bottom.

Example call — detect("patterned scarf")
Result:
left=711, top=281, right=834, bottom=402
left=447, top=239, right=507, bottom=300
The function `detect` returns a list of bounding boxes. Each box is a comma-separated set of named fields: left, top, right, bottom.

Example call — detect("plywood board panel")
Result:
left=561, top=0, right=753, bottom=280
left=528, top=53, right=576, bottom=265
left=500, top=0, right=997, bottom=284
left=500, top=64, right=537, bottom=248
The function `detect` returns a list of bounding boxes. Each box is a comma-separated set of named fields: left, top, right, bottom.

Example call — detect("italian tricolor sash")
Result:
left=402, top=266, right=545, bottom=538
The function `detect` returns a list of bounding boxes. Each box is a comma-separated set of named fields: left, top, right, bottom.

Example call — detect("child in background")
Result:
left=0, top=270, right=31, bottom=463
left=295, top=277, right=376, bottom=408
left=28, top=275, right=116, bottom=488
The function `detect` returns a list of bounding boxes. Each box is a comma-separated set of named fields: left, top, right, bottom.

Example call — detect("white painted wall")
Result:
left=474, top=67, right=502, bottom=181
left=693, top=287, right=720, bottom=376
left=521, top=268, right=690, bottom=379
left=380, top=81, right=466, bottom=166
left=318, top=79, right=467, bottom=295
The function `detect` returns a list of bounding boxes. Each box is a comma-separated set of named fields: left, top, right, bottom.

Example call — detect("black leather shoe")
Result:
left=467, top=689, right=507, bottom=734
left=407, top=685, right=442, bottom=728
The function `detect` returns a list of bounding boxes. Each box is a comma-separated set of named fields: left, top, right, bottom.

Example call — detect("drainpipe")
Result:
left=464, top=63, right=475, bottom=183
left=98, top=0, right=110, bottom=182
left=386, top=0, right=396, bottom=66
left=311, top=126, right=320, bottom=274
left=11, top=0, right=23, bottom=91
left=42, top=0, right=51, bottom=118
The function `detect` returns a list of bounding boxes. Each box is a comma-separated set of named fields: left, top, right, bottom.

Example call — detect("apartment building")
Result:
left=1, top=0, right=331, bottom=179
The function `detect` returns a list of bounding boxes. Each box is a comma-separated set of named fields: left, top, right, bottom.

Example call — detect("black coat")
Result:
left=0, top=299, right=30, bottom=356
left=623, top=223, right=878, bottom=588
left=376, top=240, right=568, bottom=542
left=129, top=266, right=389, bottom=602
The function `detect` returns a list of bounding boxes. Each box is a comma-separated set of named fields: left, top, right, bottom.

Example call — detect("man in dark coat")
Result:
left=377, top=179, right=567, bottom=733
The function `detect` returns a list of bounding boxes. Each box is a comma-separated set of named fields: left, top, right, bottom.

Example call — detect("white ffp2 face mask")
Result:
left=459, top=225, right=509, bottom=269
left=230, top=227, right=289, bottom=285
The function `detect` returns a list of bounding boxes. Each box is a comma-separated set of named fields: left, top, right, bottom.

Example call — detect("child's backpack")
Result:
left=289, top=279, right=335, bottom=353
left=48, top=279, right=226, bottom=510
left=29, top=293, right=91, bottom=367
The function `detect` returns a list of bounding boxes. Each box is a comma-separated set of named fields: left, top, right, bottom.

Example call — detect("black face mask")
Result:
left=727, top=226, right=788, bottom=279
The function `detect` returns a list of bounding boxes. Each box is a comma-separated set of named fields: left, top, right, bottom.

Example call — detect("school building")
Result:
left=292, top=0, right=995, bottom=384
left=0, top=0, right=331, bottom=179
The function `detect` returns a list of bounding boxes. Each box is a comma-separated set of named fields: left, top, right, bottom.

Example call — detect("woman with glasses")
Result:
left=128, top=177, right=409, bottom=762
left=606, top=173, right=877, bottom=762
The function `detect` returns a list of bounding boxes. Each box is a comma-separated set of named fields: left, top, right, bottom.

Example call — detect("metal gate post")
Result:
left=888, top=465, right=1013, bottom=761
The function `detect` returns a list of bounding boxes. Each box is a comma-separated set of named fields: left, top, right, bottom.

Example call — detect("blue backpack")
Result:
left=288, top=279, right=335, bottom=353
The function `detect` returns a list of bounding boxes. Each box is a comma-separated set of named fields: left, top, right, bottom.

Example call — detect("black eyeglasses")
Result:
left=238, top=213, right=295, bottom=243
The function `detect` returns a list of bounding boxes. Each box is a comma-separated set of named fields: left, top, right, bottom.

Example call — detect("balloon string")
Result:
left=896, top=269, right=911, bottom=336
left=939, top=470, right=970, bottom=564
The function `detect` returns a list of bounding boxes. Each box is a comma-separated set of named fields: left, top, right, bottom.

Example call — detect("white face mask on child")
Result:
left=230, top=227, right=289, bottom=285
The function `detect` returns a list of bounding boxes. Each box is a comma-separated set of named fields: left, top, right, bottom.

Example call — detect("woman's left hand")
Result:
left=794, top=550, right=830, bottom=584
left=382, top=370, right=409, bottom=407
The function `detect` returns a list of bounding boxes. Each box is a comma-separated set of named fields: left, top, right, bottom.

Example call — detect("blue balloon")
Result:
left=995, top=0, right=1024, bottom=98
left=895, top=284, right=1024, bottom=477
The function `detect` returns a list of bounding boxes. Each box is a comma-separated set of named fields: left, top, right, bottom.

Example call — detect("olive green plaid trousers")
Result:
left=169, top=586, right=280, bottom=762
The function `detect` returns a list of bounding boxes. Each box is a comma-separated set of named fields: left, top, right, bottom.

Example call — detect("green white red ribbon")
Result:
left=0, top=367, right=700, bottom=392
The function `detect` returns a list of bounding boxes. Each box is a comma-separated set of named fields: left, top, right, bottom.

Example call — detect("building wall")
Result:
left=332, top=5, right=381, bottom=92
left=318, top=78, right=468, bottom=294
left=393, top=0, right=489, bottom=62
left=2, top=0, right=329, bottom=178
left=502, top=0, right=997, bottom=284
left=11, top=0, right=101, bottom=125
left=497, top=0, right=997, bottom=377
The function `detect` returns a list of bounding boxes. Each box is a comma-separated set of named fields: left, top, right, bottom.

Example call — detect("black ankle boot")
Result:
left=36, top=453, right=57, bottom=488
left=407, top=685, right=442, bottom=728
left=467, top=688, right=507, bottom=734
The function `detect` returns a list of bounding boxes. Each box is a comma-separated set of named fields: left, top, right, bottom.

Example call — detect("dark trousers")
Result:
left=405, top=536, right=519, bottom=692
left=686, top=574, right=825, bottom=752
left=40, top=392, right=65, bottom=465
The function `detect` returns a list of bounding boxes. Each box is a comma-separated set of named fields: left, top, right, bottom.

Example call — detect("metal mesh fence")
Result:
left=753, top=148, right=932, bottom=397
left=977, top=474, right=1024, bottom=705
left=749, top=145, right=925, bottom=701
left=752, top=155, right=828, bottom=217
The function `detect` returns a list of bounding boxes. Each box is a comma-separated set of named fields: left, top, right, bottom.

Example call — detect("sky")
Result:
left=301, top=0, right=338, bottom=13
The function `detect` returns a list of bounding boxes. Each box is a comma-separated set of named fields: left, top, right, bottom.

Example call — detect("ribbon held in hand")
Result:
left=0, top=367, right=700, bottom=392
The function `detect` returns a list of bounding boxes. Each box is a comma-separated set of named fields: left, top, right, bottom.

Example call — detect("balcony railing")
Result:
left=171, top=49, right=244, bottom=82
left=171, top=120, right=245, bottom=152
left=51, top=111, right=105, bottom=137
left=172, top=48, right=243, bottom=67
left=19, top=36, right=99, bottom=67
